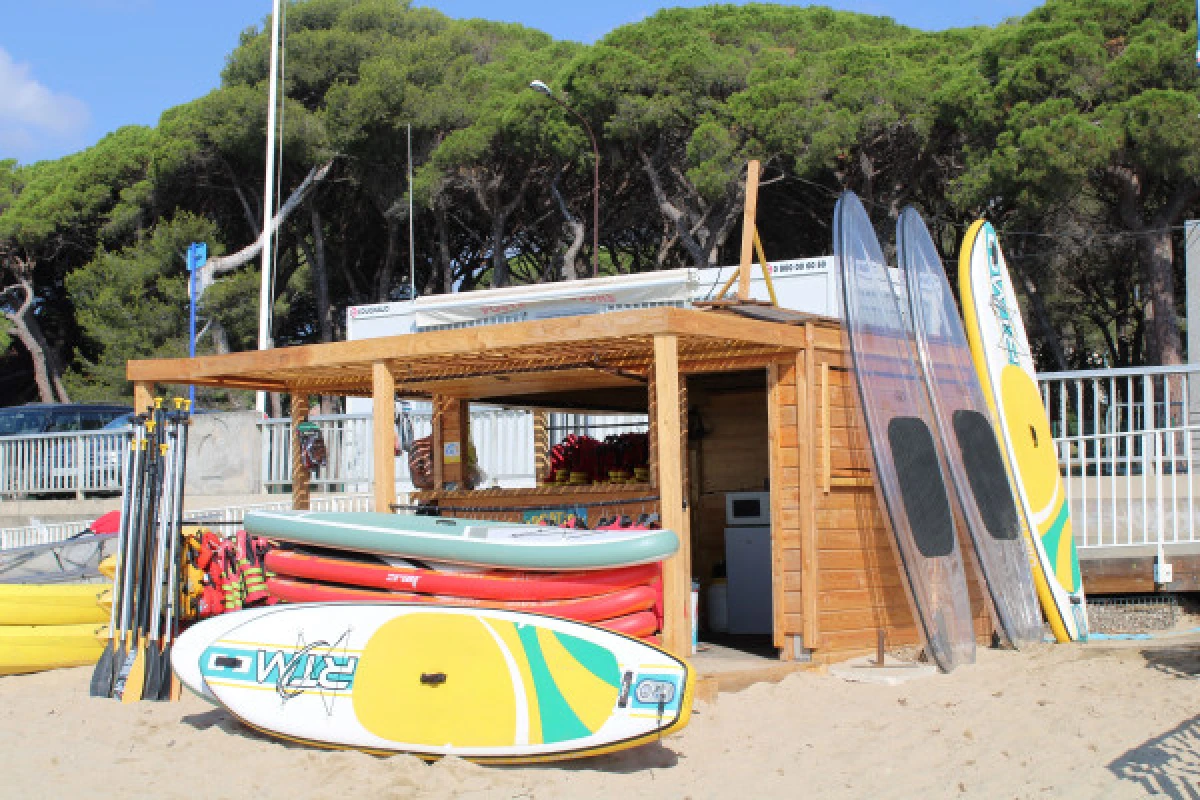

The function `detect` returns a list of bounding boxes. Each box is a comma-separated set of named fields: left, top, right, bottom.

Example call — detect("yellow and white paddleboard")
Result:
left=0, top=623, right=107, bottom=675
left=959, top=220, right=1087, bottom=642
left=175, top=604, right=692, bottom=763
left=0, top=583, right=110, bottom=626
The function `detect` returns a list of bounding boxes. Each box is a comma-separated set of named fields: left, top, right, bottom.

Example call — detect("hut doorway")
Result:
left=687, top=370, right=775, bottom=659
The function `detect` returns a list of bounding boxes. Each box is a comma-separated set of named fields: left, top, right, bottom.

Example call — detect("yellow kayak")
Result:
left=0, top=624, right=107, bottom=675
left=0, top=583, right=111, bottom=625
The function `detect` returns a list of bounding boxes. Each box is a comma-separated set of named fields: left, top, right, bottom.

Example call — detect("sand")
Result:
left=2, top=641, right=1198, bottom=799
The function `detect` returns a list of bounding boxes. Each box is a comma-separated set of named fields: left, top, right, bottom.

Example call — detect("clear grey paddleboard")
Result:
left=835, top=191, right=975, bottom=672
left=897, top=208, right=1043, bottom=648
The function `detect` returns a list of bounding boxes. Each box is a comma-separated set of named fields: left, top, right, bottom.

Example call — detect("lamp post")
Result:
left=530, top=79, right=599, bottom=278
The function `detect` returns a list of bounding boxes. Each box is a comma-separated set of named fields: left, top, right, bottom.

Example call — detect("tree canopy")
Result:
left=1, top=0, right=1198, bottom=405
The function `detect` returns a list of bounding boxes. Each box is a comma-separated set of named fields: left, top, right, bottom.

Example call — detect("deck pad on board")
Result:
left=835, top=191, right=975, bottom=672
left=898, top=207, right=1043, bottom=648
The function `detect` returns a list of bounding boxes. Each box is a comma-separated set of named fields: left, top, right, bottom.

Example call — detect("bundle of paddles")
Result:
left=239, top=508, right=679, bottom=644
left=90, top=398, right=195, bottom=702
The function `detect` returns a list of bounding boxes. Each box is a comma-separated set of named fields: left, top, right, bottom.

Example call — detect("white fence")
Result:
left=10, top=371, right=1199, bottom=554
left=0, top=429, right=131, bottom=499
left=1039, top=365, right=1200, bottom=550
left=0, top=519, right=94, bottom=550
left=259, top=407, right=539, bottom=493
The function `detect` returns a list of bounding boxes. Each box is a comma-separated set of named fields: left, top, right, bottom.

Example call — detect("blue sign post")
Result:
left=186, top=242, right=208, bottom=405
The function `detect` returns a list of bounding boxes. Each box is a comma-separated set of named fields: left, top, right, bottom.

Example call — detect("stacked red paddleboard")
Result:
left=262, top=522, right=665, bottom=641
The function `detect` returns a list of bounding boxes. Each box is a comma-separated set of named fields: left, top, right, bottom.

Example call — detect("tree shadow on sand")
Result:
left=1141, top=646, right=1200, bottom=681
left=1107, top=647, right=1200, bottom=798
left=1108, top=714, right=1200, bottom=799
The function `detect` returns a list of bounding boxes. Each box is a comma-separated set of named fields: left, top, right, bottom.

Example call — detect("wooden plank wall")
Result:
left=804, top=350, right=994, bottom=663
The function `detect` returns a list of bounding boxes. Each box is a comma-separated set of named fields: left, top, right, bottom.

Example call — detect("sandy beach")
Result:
left=2, top=640, right=1197, bottom=799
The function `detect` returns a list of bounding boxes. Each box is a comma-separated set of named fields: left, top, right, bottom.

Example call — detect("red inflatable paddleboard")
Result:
left=264, top=548, right=660, bottom=601
left=266, top=576, right=660, bottom=624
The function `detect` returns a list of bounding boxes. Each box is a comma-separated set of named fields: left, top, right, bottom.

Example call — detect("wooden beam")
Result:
left=125, top=308, right=819, bottom=387
left=133, top=382, right=154, bottom=414
left=1082, top=555, right=1200, bottom=593
left=372, top=362, right=396, bottom=513
left=654, top=335, right=691, bottom=658
left=738, top=160, right=762, bottom=302
left=291, top=393, right=311, bottom=511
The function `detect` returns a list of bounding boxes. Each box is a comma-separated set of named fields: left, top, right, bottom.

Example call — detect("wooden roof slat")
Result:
left=127, top=307, right=836, bottom=397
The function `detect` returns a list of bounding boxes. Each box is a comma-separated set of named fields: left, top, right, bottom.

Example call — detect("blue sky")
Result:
left=0, top=0, right=1044, bottom=165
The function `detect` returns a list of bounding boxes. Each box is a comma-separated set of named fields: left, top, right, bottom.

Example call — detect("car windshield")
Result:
left=101, top=413, right=136, bottom=430
left=0, top=410, right=52, bottom=436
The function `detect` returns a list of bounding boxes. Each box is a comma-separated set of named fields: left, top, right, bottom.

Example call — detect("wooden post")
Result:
left=372, top=362, right=396, bottom=512
left=133, top=382, right=155, bottom=414
left=533, top=410, right=549, bottom=482
left=434, top=395, right=467, bottom=489
left=800, top=328, right=820, bottom=651
left=654, top=335, right=691, bottom=658
left=737, top=160, right=761, bottom=302
left=291, top=393, right=310, bottom=511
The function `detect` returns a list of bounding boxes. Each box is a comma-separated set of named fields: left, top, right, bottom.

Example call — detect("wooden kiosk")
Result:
left=127, top=305, right=992, bottom=665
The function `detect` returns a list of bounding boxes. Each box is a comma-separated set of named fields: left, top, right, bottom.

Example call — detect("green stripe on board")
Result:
left=516, top=625, right=590, bottom=744
left=1039, top=500, right=1076, bottom=593
left=552, top=631, right=621, bottom=689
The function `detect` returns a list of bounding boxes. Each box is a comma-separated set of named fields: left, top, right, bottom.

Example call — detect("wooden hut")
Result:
left=127, top=305, right=993, bottom=664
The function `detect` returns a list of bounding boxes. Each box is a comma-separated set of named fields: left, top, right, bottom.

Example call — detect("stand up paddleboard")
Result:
left=897, top=208, right=1043, bottom=648
left=835, top=191, right=975, bottom=672
left=174, top=604, right=692, bottom=762
left=958, top=220, right=1087, bottom=642
left=244, top=511, right=678, bottom=571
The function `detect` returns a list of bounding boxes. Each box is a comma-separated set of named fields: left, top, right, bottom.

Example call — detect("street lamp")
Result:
left=530, top=79, right=599, bottom=278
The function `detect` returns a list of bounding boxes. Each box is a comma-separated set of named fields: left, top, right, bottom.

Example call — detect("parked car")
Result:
left=0, top=403, right=133, bottom=437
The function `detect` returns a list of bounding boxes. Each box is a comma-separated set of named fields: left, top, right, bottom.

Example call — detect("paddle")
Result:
left=89, top=435, right=137, bottom=697
left=158, top=399, right=191, bottom=701
left=119, top=402, right=165, bottom=702
left=153, top=400, right=190, bottom=700
left=113, top=416, right=152, bottom=699
left=142, top=427, right=177, bottom=702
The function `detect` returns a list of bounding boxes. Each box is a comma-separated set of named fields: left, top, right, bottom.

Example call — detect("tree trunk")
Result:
left=376, top=216, right=400, bottom=302
left=432, top=202, right=453, bottom=295
left=550, top=169, right=585, bottom=281
left=305, top=204, right=333, bottom=344
left=1, top=265, right=69, bottom=403
left=204, top=160, right=334, bottom=278
left=1140, top=228, right=1183, bottom=366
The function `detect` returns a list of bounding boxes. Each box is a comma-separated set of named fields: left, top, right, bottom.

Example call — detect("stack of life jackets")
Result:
left=187, top=530, right=276, bottom=618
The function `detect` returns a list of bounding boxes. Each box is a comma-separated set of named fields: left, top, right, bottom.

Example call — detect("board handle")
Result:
left=420, top=672, right=447, bottom=686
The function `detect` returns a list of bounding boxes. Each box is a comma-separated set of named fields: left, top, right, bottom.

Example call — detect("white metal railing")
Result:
left=258, top=407, right=538, bottom=492
left=1038, top=365, right=1200, bottom=550
left=0, top=429, right=132, bottom=498
left=0, top=519, right=94, bottom=550
left=547, top=412, right=649, bottom=446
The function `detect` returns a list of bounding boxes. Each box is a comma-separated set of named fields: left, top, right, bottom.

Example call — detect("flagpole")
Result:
left=256, top=0, right=283, bottom=415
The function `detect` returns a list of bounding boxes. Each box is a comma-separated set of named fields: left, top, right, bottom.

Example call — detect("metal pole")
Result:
left=256, top=0, right=283, bottom=415
left=408, top=123, right=416, bottom=300
left=188, top=247, right=197, bottom=406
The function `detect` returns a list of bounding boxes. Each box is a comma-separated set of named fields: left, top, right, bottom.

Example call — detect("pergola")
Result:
left=127, top=306, right=825, bottom=657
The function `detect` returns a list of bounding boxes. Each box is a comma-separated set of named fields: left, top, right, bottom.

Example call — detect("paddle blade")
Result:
left=143, top=647, right=162, bottom=702
left=154, top=646, right=174, bottom=702
left=119, top=646, right=147, bottom=703
left=88, top=643, right=115, bottom=698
